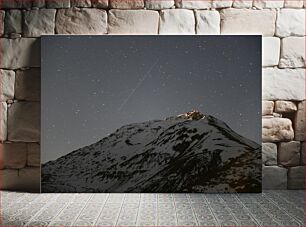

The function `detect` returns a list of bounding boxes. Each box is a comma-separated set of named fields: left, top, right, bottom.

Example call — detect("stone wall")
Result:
left=0, top=0, right=305, bottom=192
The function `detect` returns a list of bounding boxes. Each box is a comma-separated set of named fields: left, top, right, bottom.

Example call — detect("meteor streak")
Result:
left=118, top=59, right=159, bottom=111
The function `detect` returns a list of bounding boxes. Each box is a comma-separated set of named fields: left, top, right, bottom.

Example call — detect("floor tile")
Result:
left=0, top=190, right=304, bottom=227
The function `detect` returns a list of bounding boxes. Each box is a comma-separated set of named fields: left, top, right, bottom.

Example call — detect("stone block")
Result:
left=109, top=0, right=144, bottom=8
left=262, top=68, right=305, bottom=101
left=27, top=143, right=40, bottom=167
left=232, top=0, right=253, bottom=8
left=32, top=0, right=46, bottom=8
left=262, top=101, right=274, bottom=115
left=301, top=142, right=305, bottom=165
left=0, top=38, right=40, bottom=69
left=0, top=142, right=27, bottom=169
left=272, top=113, right=282, bottom=118
left=23, top=9, right=56, bottom=37
left=71, top=0, right=92, bottom=7
left=263, top=166, right=287, bottom=189
left=276, top=9, right=305, bottom=37
left=262, top=37, right=280, bottom=66
left=91, top=0, right=108, bottom=8
left=0, top=69, right=15, bottom=102
left=159, top=9, right=195, bottom=34
left=56, top=8, right=107, bottom=34
left=145, top=0, right=175, bottom=9
left=253, top=0, right=284, bottom=8
left=294, top=101, right=305, bottom=141
left=175, top=0, right=212, bottom=9
left=262, top=143, right=277, bottom=166
left=195, top=10, right=220, bottom=35
left=4, top=9, right=22, bottom=35
left=0, top=10, right=4, bottom=35
left=0, top=102, right=7, bottom=142
left=284, top=0, right=304, bottom=8
left=212, top=0, right=233, bottom=8
left=288, top=166, right=304, bottom=189
left=278, top=141, right=301, bottom=166
left=0, top=169, right=18, bottom=189
left=8, top=102, right=40, bottom=142
left=0, top=167, right=40, bottom=192
left=280, top=37, right=305, bottom=68
left=220, top=8, right=276, bottom=36
left=262, top=117, right=294, bottom=142
left=0, top=0, right=32, bottom=9
left=46, top=0, right=70, bottom=8
left=15, top=68, right=41, bottom=101
left=108, top=10, right=159, bottom=34
left=274, top=101, right=297, bottom=113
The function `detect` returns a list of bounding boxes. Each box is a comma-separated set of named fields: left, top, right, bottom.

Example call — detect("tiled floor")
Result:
left=2, top=190, right=304, bottom=226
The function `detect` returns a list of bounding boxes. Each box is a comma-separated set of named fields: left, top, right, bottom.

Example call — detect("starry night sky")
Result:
left=41, top=35, right=261, bottom=163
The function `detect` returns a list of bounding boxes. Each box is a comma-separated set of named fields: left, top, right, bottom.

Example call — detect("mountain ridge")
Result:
left=42, top=111, right=261, bottom=193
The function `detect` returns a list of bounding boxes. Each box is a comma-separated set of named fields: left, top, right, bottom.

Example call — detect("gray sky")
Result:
left=41, top=35, right=261, bottom=163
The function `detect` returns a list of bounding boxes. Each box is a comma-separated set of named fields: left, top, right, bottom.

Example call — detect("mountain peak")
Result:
left=177, top=109, right=205, bottom=120
left=165, top=110, right=205, bottom=121
left=42, top=110, right=261, bottom=193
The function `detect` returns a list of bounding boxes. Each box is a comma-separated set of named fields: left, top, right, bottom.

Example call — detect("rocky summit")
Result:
left=41, top=112, right=261, bottom=193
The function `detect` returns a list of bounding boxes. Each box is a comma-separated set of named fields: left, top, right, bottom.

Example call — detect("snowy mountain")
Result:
left=41, top=111, right=262, bottom=193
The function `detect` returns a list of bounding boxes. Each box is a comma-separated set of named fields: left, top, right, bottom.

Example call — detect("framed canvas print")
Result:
left=41, top=36, right=262, bottom=193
